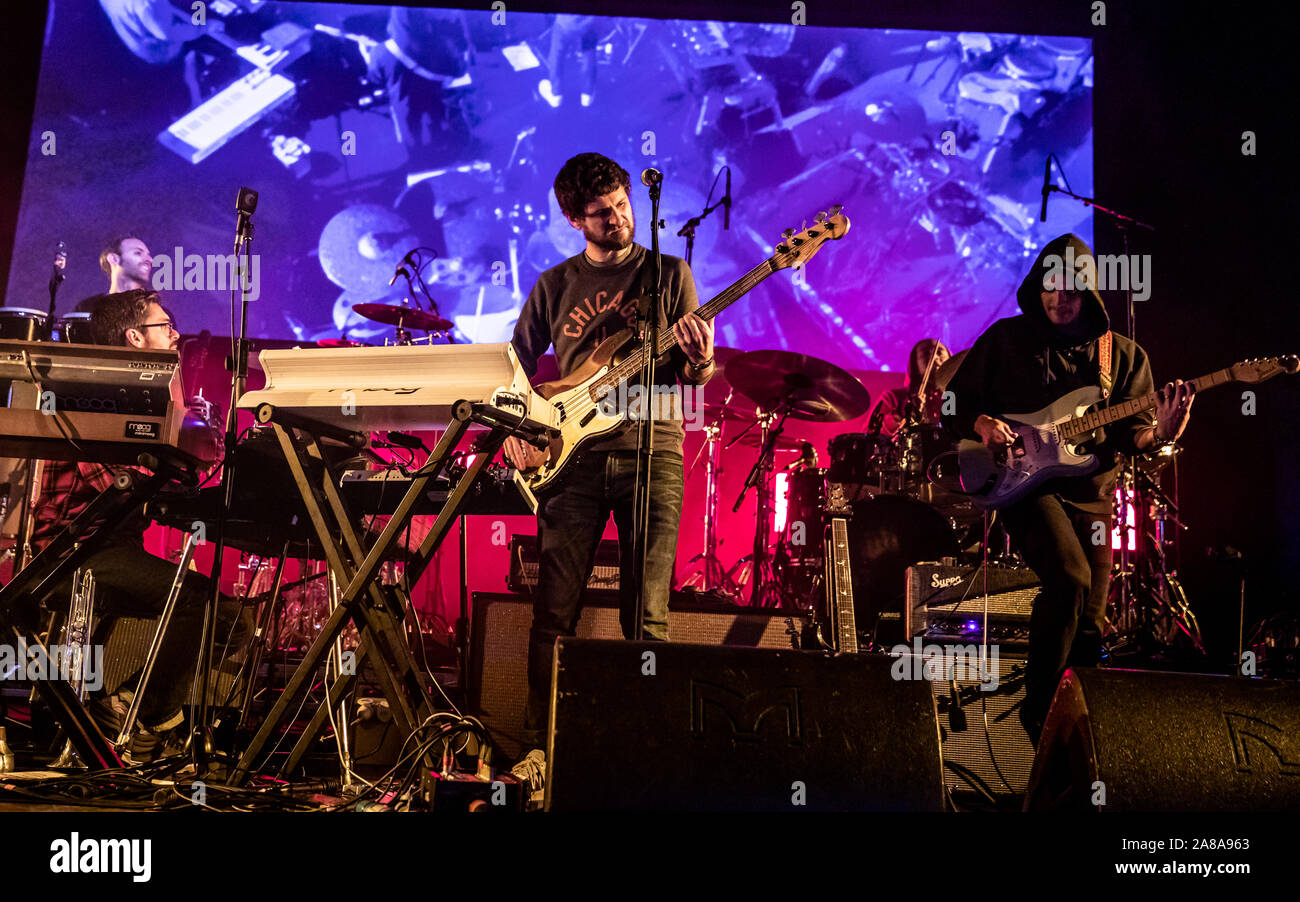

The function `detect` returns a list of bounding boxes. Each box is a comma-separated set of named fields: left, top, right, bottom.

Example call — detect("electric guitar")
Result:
left=954, top=355, right=1299, bottom=510
left=824, top=490, right=859, bottom=654
left=515, top=208, right=851, bottom=493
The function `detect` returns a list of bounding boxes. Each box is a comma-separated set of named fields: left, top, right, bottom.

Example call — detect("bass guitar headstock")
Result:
left=771, top=206, right=850, bottom=272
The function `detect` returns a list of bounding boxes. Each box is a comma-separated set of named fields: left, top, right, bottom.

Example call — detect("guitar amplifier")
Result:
left=905, top=563, right=1040, bottom=640
left=908, top=647, right=1035, bottom=803
left=507, top=535, right=620, bottom=594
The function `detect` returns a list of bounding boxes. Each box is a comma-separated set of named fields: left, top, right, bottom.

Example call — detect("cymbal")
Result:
left=701, top=403, right=756, bottom=424
left=725, top=350, right=871, bottom=422
left=931, top=348, right=969, bottom=392
left=732, top=430, right=806, bottom=451
left=352, top=303, right=454, bottom=333
left=318, top=205, right=418, bottom=298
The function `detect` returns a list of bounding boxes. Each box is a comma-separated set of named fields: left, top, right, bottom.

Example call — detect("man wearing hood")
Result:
left=942, top=234, right=1195, bottom=739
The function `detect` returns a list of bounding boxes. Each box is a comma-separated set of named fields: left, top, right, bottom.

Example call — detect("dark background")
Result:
left=2, top=0, right=1295, bottom=669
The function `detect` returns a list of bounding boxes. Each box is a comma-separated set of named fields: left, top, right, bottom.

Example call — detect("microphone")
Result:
left=723, top=167, right=731, bottom=231
left=236, top=186, right=258, bottom=241
left=1039, top=156, right=1051, bottom=223
left=640, top=168, right=662, bottom=187
left=388, top=249, right=417, bottom=286
left=237, top=186, right=259, bottom=216
left=784, top=441, right=818, bottom=471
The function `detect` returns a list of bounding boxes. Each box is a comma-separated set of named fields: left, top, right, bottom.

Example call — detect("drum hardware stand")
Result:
left=229, top=401, right=554, bottom=785
left=325, top=568, right=356, bottom=788
left=680, top=409, right=740, bottom=597
left=1106, top=458, right=1203, bottom=657
left=115, top=532, right=200, bottom=752
left=231, top=541, right=292, bottom=729
left=730, top=405, right=793, bottom=608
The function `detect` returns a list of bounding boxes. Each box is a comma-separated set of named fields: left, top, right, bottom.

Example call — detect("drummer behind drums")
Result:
left=866, top=338, right=950, bottom=437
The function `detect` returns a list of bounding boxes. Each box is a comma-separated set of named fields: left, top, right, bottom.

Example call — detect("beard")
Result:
left=585, top=218, right=635, bottom=253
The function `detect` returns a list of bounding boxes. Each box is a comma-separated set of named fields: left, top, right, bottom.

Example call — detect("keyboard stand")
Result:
left=230, top=400, right=554, bottom=785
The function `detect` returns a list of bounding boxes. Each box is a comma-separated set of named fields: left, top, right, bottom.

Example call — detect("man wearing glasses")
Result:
left=28, top=289, right=250, bottom=762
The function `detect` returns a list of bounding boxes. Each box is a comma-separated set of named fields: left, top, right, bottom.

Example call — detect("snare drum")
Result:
left=0, top=307, right=50, bottom=341
left=56, top=312, right=93, bottom=344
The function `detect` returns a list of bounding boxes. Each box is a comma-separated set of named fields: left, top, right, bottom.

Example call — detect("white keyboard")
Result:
left=158, top=68, right=296, bottom=164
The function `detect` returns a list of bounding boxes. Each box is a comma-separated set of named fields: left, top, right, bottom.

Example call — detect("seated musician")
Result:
left=29, top=289, right=251, bottom=761
left=867, top=338, right=950, bottom=438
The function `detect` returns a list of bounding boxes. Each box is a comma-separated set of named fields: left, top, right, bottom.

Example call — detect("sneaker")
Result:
left=87, top=693, right=179, bottom=765
left=510, top=748, right=546, bottom=807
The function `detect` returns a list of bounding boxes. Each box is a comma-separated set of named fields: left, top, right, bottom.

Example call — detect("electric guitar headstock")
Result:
left=771, top=206, right=850, bottom=272
left=1228, top=355, right=1300, bottom=384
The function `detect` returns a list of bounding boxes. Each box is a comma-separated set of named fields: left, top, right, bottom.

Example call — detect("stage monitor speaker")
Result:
left=1026, top=667, right=1300, bottom=811
left=545, top=639, right=944, bottom=812
left=469, top=592, right=809, bottom=761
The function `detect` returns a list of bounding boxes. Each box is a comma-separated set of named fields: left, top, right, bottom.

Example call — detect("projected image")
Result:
left=8, top=1, right=1092, bottom=372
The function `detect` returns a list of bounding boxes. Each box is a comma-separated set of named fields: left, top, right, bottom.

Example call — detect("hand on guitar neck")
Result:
left=1144, top=379, right=1196, bottom=449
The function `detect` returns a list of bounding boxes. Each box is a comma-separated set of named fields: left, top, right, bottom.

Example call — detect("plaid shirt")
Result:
left=29, top=460, right=146, bottom=555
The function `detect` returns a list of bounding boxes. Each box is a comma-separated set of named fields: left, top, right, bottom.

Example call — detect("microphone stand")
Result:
left=192, top=196, right=257, bottom=773
left=675, top=166, right=730, bottom=267
left=45, top=243, right=66, bottom=329
left=632, top=179, right=664, bottom=640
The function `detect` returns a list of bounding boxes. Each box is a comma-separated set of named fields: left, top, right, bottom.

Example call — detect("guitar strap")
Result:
left=1098, top=330, right=1113, bottom=398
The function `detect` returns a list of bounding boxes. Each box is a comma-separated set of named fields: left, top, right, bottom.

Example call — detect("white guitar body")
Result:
left=956, top=386, right=1103, bottom=510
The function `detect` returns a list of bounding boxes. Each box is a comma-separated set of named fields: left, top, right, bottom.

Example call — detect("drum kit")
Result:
left=680, top=345, right=977, bottom=643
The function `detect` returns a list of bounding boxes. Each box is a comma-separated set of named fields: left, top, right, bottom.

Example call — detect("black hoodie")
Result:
left=941, top=234, right=1156, bottom=512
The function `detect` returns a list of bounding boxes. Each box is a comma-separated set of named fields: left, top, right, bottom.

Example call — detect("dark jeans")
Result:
left=69, top=540, right=251, bottom=730
left=522, top=450, right=684, bottom=749
left=999, top=494, right=1111, bottom=731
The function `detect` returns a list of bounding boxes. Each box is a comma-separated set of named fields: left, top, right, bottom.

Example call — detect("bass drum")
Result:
left=848, top=495, right=958, bottom=644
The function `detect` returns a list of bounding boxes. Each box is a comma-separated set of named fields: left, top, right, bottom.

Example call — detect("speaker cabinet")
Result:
left=1026, top=667, right=1300, bottom=811
left=469, top=591, right=809, bottom=762
left=545, top=639, right=944, bottom=812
